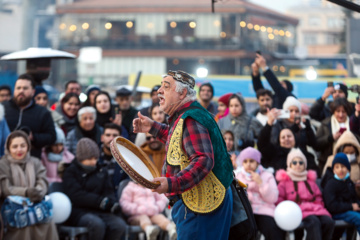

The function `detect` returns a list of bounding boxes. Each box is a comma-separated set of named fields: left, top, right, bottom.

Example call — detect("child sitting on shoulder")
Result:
left=236, top=147, right=285, bottom=240
left=119, top=180, right=177, bottom=240
left=323, top=153, right=360, bottom=234
left=276, top=148, right=334, bottom=240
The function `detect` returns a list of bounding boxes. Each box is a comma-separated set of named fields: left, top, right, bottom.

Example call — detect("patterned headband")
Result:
left=166, top=70, right=195, bottom=89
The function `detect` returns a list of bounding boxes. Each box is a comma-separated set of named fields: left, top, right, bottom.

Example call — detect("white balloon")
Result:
left=49, top=192, right=72, bottom=224
left=274, top=200, right=302, bottom=231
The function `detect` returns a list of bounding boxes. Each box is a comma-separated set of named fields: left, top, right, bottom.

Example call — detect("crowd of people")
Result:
left=0, top=53, right=360, bottom=240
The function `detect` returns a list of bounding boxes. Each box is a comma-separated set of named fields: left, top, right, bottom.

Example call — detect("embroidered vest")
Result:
left=167, top=101, right=233, bottom=213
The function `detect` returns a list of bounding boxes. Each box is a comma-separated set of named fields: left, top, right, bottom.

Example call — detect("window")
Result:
left=327, top=18, right=345, bottom=28
left=308, top=16, right=321, bottom=26
left=304, top=33, right=318, bottom=45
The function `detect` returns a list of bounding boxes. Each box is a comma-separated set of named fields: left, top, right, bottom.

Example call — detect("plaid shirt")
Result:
left=149, top=101, right=214, bottom=195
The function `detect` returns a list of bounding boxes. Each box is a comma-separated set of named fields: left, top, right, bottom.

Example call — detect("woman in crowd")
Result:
left=135, top=103, right=166, bottom=147
left=65, top=106, right=103, bottom=155
left=56, top=92, right=81, bottom=135
left=41, top=127, right=74, bottom=183
left=218, top=93, right=262, bottom=151
left=94, top=91, right=128, bottom=138
left=236, top=147, right=285, bottom=240
left=214, top=93, right=232, bottom=122
left=222, top=130, right=239, bottom=170
left=315, top=97, right=353, bottom=172
left=258, top=108, right=318, bottom=172
left=62, top=138, right=126, bottom=240
left=81, top=85, right=101, bottom=107
left=276, top=148, right=334, bottom=240
left=0, top=131, right=58, bottom=240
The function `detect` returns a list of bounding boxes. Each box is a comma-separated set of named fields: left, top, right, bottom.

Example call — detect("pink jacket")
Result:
left=41, top=148, right=74, bottom=183
left=276, top=169, right=331, bottom=219
left=120, top=181, right=169, bottom=217
left=236, top=165, right=278, bottom=217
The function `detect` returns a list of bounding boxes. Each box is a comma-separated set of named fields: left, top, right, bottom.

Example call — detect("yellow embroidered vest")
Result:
left=167, top=118, right=226, bottom=214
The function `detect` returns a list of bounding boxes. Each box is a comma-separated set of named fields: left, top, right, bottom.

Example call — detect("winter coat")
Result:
left=323, top=172, right=360, bottom=215
left=41, top=147, right=74, bottom=183
left=140, top=142, right=166, bottom=175
left=218, top=94, right=263, bottom=150
left=120, top=181, right=168, bottom=217
left=62, top=160, right=117, bottom=225
left=315, top=116, right=336, bottom=172
left=3, top=99, right=56, bottom=158
left=258, top=123, right=318, bottom=173
left=55, top=105, right=77, bottom=135
left=236, top=165, right=278, bottom=217
left=323, top=131, right=360, bottom=190
left=65, top=124, right=103, bottom=156
left=251, top=69, right=295, bottom=109
left=276, top=169, right=331, bottom=219
left=0, top=104, right=10, bottom=157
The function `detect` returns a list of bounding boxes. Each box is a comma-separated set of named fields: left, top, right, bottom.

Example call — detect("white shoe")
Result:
left=145, top=225, right=160, bottom=240
left=168, top=223, right=177, bottom=240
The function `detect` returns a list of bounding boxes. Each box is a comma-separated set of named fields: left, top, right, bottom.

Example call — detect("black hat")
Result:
left=116, top=87, right=132, bottom=97
left=34, top=86, right=48, bottom=97
left=151, top=85, right=161, bottom=93
left=332, top=152, right=351, bottom=171
left=334, top=83, right=348, bottom=98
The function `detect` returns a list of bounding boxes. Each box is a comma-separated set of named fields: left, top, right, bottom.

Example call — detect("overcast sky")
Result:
left=248, top=0, right=300, bottom=13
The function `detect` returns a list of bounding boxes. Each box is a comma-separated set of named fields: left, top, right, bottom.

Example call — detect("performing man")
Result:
left=133, top=70, right=234, bottom=239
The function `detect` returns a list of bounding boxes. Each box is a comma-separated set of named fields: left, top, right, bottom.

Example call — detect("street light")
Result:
left=196, top=67, right=208, bottom=78
left=306, top=67, right=317, bottom=80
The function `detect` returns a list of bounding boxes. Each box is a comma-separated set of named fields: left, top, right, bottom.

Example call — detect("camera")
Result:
left=349, top=85, right=360, bottom=94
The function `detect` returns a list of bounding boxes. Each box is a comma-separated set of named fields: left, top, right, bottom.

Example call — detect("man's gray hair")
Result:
left=78, top=106, right=97, bottom=122
left=174, top=81, right=197, bottom=101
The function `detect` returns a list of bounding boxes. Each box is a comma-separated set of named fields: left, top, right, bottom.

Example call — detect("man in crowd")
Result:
left=140, top=133, right=166, bottom=175
left=309, top=83, right=354, bottom=122
left=140, top=85, right=161, bottom=117
left=133, top=70, right=233, bottom=239
left=198, top=82, right=218, bottom=116
left=98, top=123, right=128, bottom=194
left=65, top=80, right=82, bottom=96
left=0, top=85, right=11, bottom=103
left=3, top=74, right=56, bottom=158
left=251, top=89, right=274, bottom=126
left=251, top=53, right=295, bottom=109
left=115, top=87, right=138, bottom=142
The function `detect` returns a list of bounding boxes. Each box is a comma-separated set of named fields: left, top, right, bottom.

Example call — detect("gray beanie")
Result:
left=76, top=138, right=100, bottom=162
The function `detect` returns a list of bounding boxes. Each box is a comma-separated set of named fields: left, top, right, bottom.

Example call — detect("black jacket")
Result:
left=322, top=167, right=360, bottom=215
left=3, top=99, right=56, bottom=158
left=62, top=160, right=117, bottom=225
left=252, top=69, right=295, bottom=109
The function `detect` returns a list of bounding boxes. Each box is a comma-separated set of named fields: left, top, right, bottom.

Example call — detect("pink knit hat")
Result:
left=286, top=148, right=307, bottom=168
left=237, top=147, right=262, bottom=165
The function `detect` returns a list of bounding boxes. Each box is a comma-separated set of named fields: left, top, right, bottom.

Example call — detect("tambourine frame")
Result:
left=110, top=136, right=161, bottom=189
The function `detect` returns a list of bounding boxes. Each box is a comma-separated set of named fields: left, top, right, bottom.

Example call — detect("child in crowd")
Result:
left=323, top=153, right=360, bottom=234
left=41, top=127, right=74, bottom=183
left=222, top=130, right=239, bottom=170
left=276, top=148, right=334, bottom=240
left=236, top=147, right=285, bottom=240
left=119, top=181, right=177, bottom=240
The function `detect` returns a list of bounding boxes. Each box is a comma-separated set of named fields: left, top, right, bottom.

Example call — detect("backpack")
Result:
left=228, top=177, right=258, bottom=240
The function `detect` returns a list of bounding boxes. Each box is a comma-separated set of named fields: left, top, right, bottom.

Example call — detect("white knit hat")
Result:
left=282, top=96, right=301, bottom=114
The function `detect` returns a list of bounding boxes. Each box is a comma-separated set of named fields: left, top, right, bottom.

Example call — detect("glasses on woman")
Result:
left=291, top=161, right=304, bottom=166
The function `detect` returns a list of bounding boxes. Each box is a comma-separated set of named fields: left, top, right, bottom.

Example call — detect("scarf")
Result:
left=286, top=168, right=308, bottom=182
left=6, top=152, right=36, bottom=188
left=331, top=115, right=350, bottom=136
left=78, top=161, right=97, bottom=174
left=96, top=108, right=114, bottom=127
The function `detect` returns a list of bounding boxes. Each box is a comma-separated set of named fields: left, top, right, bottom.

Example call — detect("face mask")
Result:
left=47, top=152, right=63, bottom=162
left=346, top=154, right=357, bottom=163
left=334, top=172, right=350, bottom=181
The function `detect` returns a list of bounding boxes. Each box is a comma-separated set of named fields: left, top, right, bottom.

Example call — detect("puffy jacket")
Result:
left=120, top=181, right=168, bottom=217
left=276, top=169, right=331, bottom=219
left=41, top=147, right=74, bottom=183
left=236, top=165, right=278, bottom=217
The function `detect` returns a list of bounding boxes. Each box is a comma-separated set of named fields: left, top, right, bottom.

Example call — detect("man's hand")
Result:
left=352, top=203, right=360, bottom=211
left=267, top=108, right=280, bottom=126
left=111, top=112, right=122, bottom=126
left=322, top=87, right=334, bottom=101
left=333, top=131, right=342, bottom=141
left=133, top=112, right=154, bottom=133
left=152, top=177, right=169, bottom=194
left=355, top=102, right=360, bottom=117
left=251, top=62, right=259, bottom=77
left=255, top=53, right=267, bottom=71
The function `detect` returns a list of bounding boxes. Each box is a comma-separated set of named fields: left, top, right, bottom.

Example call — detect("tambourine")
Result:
left=110, top=136, right=161, bottom=189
